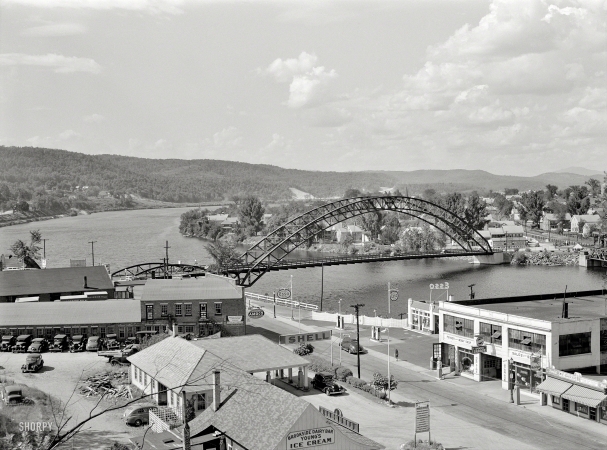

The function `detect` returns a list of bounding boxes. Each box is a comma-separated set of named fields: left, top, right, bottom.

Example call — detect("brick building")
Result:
left=139, top=275, right=245, bottom=337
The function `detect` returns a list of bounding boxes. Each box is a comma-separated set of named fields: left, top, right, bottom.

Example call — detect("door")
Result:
left=562, top=398, right=570, bottom=412
left=157, top=382, right=168, bottom=406
left=434, top=314, right=440, bottom=334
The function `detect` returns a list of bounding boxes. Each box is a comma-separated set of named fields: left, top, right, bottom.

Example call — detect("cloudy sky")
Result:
left=1, top=0, right=605, bottom=176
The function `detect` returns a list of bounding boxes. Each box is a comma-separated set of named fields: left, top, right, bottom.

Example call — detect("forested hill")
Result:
left=0, top=146, right=600, bottom=202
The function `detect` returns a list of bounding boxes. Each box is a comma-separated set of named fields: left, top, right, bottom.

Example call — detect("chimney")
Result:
left=212, top=370, right=220, bottom=411
left=83, top=276, right=88, bottom=289
left=562, top=302, right=569, bottom=319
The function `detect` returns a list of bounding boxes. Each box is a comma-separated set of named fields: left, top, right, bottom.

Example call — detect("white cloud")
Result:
left=209, top=126, right=242, bottom=148
left=59, top=129, right=80, bottom=140
left=261, top=52, right=338, bottom=109
left=0, top=53, right=101, bottom=74
left=83, top=113, right=105, bottom=123
left=4, top=0, right=184, bottom=14
left=22, top=23, right=86, bottom=37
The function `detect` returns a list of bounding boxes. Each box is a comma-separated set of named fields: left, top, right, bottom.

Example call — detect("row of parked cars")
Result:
left=0, top=333, right=146, bottom=354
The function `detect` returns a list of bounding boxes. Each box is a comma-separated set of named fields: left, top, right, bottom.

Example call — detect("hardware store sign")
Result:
left=287, top=427, right=334, bottom=448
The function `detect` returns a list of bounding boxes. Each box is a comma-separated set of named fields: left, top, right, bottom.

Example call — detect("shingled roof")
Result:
left=0, top=266, right=113, bottom=297
left=140, top=276, right=243, bottom=301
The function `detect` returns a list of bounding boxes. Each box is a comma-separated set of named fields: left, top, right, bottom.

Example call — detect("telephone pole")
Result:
left=164, top=241, right=171, bottom=278
left=351, top=303, right=365, bottom=378
left=42, top=239, right=48, bottom=268
left=88, top=241, right=97, bottom=266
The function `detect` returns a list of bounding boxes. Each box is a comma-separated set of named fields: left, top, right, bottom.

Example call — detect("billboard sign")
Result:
left=279, top=330, right=332, bottom=345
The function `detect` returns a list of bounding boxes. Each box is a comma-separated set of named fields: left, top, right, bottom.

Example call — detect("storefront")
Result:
left=537, top=369, right=607, bottom=425
left=408, top=299, right=439, bottom=334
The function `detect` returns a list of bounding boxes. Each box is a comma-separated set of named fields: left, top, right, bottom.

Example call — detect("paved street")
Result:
left=248, top=301, right=607, bottom=450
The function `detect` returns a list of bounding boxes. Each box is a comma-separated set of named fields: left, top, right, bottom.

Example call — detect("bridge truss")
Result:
left=225, top=196, right=492, bottom=287
left=111, top=262, right=207, bottom=280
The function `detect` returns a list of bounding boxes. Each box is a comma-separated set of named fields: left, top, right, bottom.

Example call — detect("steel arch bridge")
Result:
left=224, top=195, right=492, bottom=287
left=112, top=262, right=207, bottom=280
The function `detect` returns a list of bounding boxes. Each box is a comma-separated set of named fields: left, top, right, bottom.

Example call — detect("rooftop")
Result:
left=190, top=334, right=309, bottom=372
left=0, top=266, right=114, bottom=297
left=0, top=299, right=141, bottom=327
left=140, top=276, right=243, bottom=301
left=465, top=295, right=607, bottom=322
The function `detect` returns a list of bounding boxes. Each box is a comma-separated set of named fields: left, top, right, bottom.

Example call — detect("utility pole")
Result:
left=164, top=241, right=171, bottom=278
left=320, top=263, right=324, bottom=312
left=42, top=239, right=48, bottom=268
left=351, top=303, right=365, bottom=378
left=88, top=241, right=97, bottom=266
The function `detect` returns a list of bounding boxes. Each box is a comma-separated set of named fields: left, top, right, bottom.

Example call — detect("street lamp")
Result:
left=382, top=327, right=392, bottom=403
left=338, top=299, right=342, bottom=365
left=351, top=303, right=364, bottom=379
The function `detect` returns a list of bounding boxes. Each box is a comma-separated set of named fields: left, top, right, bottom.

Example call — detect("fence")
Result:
left=245, top=292, right=319, bottom=311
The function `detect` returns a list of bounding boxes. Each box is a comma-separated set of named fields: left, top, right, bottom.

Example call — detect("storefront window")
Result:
left=559, top=332, right=591, bottom=356
left=577, top=404, right=589, bottom=415
left=459, top=350, right=474, bottom=375
left=508, top=329, right=546, bottom=355
left=445, top=315, right=474, bottom=337
left=552, top=395, right=560, bottom=405
left=512, top=362, right=544, bottom=392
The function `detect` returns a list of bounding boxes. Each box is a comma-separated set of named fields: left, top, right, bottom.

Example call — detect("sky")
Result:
left=0, top=0, right=605, bottom=176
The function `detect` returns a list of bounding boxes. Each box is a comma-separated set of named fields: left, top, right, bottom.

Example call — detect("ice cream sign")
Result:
left=287, top=427, right=334, bottom=448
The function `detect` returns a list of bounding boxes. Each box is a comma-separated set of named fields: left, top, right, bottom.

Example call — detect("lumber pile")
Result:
left=79, top=372, right=132, bottom=399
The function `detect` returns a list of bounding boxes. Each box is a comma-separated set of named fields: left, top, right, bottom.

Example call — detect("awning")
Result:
left=561, top=385, right=607, bottom=408
left=535, top=377, right=572, bottom=396
left=491, top=331, right=501, bottom=339
left=520, top=337, right=532, bottom=345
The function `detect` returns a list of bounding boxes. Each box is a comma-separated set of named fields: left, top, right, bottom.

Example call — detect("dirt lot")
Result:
left=0, top=350, right=146, bottom=449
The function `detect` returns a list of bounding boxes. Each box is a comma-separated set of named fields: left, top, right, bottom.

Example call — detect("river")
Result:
left=1, top=207, right=605, bottom=316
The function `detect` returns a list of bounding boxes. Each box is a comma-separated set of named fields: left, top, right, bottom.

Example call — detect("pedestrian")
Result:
left=394, top=348, right=399, bottom=361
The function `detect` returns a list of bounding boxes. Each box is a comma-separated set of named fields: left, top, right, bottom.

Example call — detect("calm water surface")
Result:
left=1, top=207, right=604, bottom=316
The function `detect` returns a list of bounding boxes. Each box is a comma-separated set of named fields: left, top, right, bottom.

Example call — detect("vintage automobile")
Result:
left=125, top=336, right=138, bottom=346
left=13, top=335, right=33, bottom=353
left=0, top=385, right=24, bottom=405
left=135, top=330, right=158, bottom=344
left=21, top=353, right=44, bottom=373
left=49, top=334, right=70, bottom=352
left=1, top=335, right=17, bottom=352
left=28, top=338, right=49, bottom=353
left=340, top=337, right=364, bottom=354
left=123, top=402, right=157, bottom=427
left=311, top=372, right=346, bottom=396
left=98, top=344, right=140, bottom=366
left=70, top=335, right=88, bottom=352
left=86, top=336, right=104, bottom=352
left=105, top=334, right=121, bottom=350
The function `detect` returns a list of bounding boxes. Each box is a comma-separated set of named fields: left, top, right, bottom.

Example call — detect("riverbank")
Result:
left=511, top=250, right=579, bottom=266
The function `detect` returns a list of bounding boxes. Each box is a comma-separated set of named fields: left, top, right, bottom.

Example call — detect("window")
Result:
left=178, top=326, right=184, bottom=333
left=508, top=329, right=546, bottom=355
left=185, top=303, right=192, bottom=316
left=185, top=325, right=194, bottom=334
left=197, top=393, right=206, bottom=410
left=559, top=332, right=591, bottom=356
left=214, top=302, right=222, bottom=315
left=45, top=328, right=53, bottom=337
left=479, top=322, right=502, bottom=345
left=175, top=303, right=182, bottom=316
left=146, top=305, right=154, bottom=320
left=36, top=328, right=44, bottom=338
left=107, top=326, right=114, bottom=334
left=91, top=327, right=98, bottom=336
left=127, top=326, right=133, bottom=337
left=135, top=326, right=141, bottom=333
left=100, top=327, right=106, bottom=338
left=119, top=327, right=125, bottom=339
left=552, top=395, right=560, bottom=405
left=200, top=303, right=207, bottom=319
left=161, top=304, right=168, bottom=317
left=144, top=373, right=148, bottom=386
left=443, top=315, right=474, bottom=338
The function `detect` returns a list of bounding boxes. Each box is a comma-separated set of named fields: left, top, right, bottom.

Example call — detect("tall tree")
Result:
left=519, top=191, right=546, bottom=228
left=439, top=192, right=466, bottom=218
left=237, top=196, right=265, bottom=236
left=585, top=178, right=601, bottom=197
left=360, top=212, right=384, bottom=241
left=10, top=230, right=42, bottom=261
left=567, top=185, right=590, bottom=215
left=464, top=194, right=489, bottom=230
left=544, top=184, right=558, bottom=200
left=204, top=239, right=242, bottom=273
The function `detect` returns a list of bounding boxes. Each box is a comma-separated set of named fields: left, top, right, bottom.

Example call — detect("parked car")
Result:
left=125, top=336, right=138, bottom=346
left=28, top=338, right=49, bottom=353
left=136, top=330, right=158, bottom=344
left=123, top=402, right=157, bottom=427
left=1, top=335, right=16, bottom=352
left=340, top=337, right=364, bottom=354
left=21, top=353, right=44, bottom=373
left=98, top=344, right=140, bottom=366
left=70, top=335, right=88, bottom=352
left=106, top=334, right=121, bottom=350
left=0, top=385, right=24, bottom=405
left=49, top=334, right=70, bottom=352
left=13, top=335, right=33, bottom=353
left=311, top=372, right=346, bottom=396
left=86, top=336, right=104, bottom=351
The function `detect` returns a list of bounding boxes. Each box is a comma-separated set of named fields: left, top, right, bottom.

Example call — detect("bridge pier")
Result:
left=579, top=252, right=607, bottom=268
left=472, top=252, right=510, bottom=265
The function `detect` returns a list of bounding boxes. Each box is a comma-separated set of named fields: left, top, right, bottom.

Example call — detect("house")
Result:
left=541, top=213, right=571, bottom=231
left=221, top=217, right=240, bottom=231
left=129, top=337, right=383, bottom=450
left=139, top=275, right=246, bottom=337
left=502, top=225, right=526, bottom=250
left=571, top=215, right=601, bottom=233
left=206, top=214, right=229, bottom=224
left=0, top=266, right=115, bottom=302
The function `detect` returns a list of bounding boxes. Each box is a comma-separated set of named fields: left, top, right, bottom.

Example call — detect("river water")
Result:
left=1, top=207, right=605, bottom=316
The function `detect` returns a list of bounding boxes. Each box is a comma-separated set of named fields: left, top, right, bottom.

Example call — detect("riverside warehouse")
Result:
left=437, top=294, right=607, bottom=395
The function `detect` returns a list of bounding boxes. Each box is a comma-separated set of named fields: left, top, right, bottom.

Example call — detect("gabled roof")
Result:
left=140, top=276, right=243, bottom=301
left=0, top=299, right=141, bottom=327
left=128, top=336, right=206, bottom=393
left=0, top=266, right=113, bottom=297
left=572, top=214, right=601, bottom=223
left=207, top=214, right=229, bottom=222
left=190, top=334, right=309, bottom=373
left=187, top=371, right=311, bottom=450
left=502, top=225, right=524, bottom=234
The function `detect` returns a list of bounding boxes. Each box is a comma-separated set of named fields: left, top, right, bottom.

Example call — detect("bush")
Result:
left=400, top=440, right=444, bottom=450
left=305, top=355, right=337, bottom=373
left=293, top=343, right=314, bottom=356
left=335, top=367, right=353, bottom=381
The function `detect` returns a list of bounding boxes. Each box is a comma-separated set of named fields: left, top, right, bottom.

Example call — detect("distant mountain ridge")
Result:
left=0, top=146, right=602, bottom=202
left=553, top=166, right=603, bottom=176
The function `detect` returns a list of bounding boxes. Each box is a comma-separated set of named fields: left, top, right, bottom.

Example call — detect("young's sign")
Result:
left=286, top=427, right=334, bottom=449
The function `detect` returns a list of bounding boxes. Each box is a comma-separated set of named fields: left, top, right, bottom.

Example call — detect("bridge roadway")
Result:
left=226, top=248, right=490, bottom=274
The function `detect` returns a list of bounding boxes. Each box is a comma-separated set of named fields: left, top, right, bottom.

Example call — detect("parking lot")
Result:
left=0, top=350, right=145, bottom=449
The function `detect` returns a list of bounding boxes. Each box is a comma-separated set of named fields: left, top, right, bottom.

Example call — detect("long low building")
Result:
left=0, top=299, right=142, bottom=339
